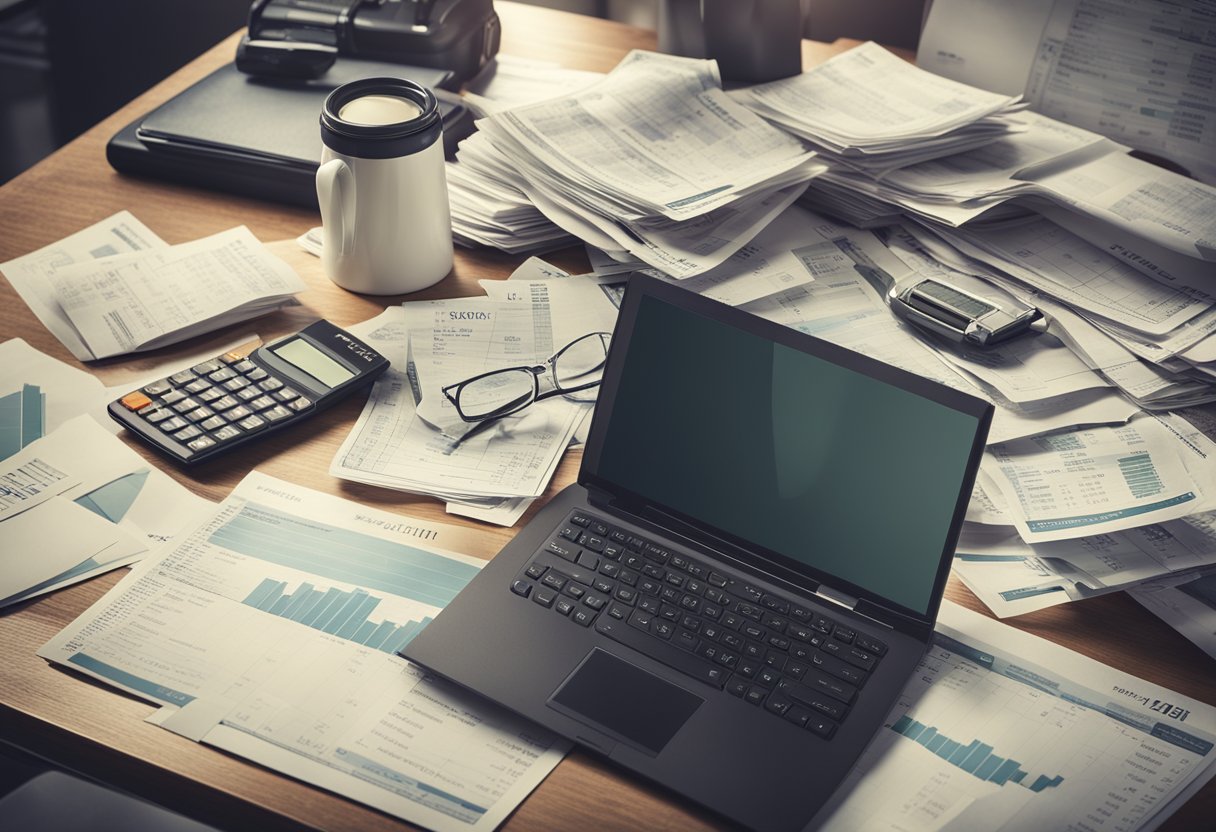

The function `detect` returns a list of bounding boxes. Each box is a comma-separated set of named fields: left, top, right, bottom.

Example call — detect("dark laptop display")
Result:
left=404, top=275, right=992, bottom=832
left=586, top=291, right=983, bottom=618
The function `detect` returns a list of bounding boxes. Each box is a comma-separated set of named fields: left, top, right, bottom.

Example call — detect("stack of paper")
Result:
left=466, top=50, right=825, bottom=278
left=900, top=217, right=1216, bottom=409
left=331, top=260, right=619, bottom=526
left=732, top=42, right=1025, bottom=173
left=5, top=222, right=305, bottom=361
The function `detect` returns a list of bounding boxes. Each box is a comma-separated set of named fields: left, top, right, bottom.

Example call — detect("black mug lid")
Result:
left=320, top=77, right=442, bottom=159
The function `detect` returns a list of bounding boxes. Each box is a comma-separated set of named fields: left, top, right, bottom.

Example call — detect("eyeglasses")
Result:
left=442, top=332, right=612, bottom=423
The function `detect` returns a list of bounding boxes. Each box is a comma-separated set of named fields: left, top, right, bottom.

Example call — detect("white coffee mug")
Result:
left=317, top=77, right=454, bottom=295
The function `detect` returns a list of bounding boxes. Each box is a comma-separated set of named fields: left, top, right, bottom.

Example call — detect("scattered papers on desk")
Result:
left=331, top=260, right=617, bottom=526
left=0, top=415, right=212, bottom=608
left=811, top=601, right=1216, bottom=831
left=0, top=211, right=167, bottom=361
left=40, top=472, right=568, bottom=832
left=1131, top=568, right=1216, bottom=662
left=46, top=226, right=305, bottom=360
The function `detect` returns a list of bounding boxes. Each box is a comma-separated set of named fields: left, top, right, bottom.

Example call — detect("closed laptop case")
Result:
left=107, top=60, right=471, bottom=208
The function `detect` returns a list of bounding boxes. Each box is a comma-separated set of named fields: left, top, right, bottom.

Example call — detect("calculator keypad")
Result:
left=114, top=347, right=313, bottom=460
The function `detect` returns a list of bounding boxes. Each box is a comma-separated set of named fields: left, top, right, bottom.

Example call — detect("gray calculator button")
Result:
left=200, top=415, right=227, bottom=431
left=263, top=405, right=292, bottom=423
left=288, top=397, right=312, bottom=412
left=274, top=388, right=299, bottom=402
left=258, top=377, right=283, bottom=392
left=184, top=379, right=211, bottom=394
left=209, top=367, right=236, bottom=382
left=250, top=395, right=276, bottom=411
left=238, top=415, right=267, bottom=431
left=185, top=407, right=215, bottom=422
left=169, top=370, right=195, bottom=385
left=144, top=408, right=172, bottom=424
left=246, top=367, right=269, bottom=382
left=159, top=416, right=188, bottom=432
left=212, top=395, right=238, bottom=411
left=160, top=390, right=187, bottom=405
left=173, top=397, right=201, bottom=414
left=213, top=425, right=241, bottom=442
left=227, top=405, right=253, bottom=420
left=237, top=387, right=261, bottom=402
left=199, top=388, right=223, bottom=403
left=191, top=360, right=222, bottom=375
left=232, top=360, right=256, bottom=373
left=174, top=425, right=202, bottom=441
left=143, top=380, right=172, bottom=396
left=222, top=377, right=251, bottom=391
left=187, top=436, right=217, bottom=451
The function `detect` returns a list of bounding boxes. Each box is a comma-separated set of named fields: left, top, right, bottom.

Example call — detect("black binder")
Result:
left=107, top=60, right=473, bottom=209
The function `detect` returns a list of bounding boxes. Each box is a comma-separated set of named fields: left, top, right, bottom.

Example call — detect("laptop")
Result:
left=403, top=275, right=992, bottom=831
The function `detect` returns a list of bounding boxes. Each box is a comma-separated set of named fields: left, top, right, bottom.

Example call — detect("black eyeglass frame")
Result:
left=441, top=332, right=612, bottom=424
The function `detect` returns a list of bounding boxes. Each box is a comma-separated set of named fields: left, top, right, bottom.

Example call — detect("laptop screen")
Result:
left=586, top=287, right=986, bottom=618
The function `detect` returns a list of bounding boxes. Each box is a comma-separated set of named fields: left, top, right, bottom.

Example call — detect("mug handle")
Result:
left=316, top=158, right=356, bottom=255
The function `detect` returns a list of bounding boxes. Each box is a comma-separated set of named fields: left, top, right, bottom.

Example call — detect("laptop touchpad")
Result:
left=548, top=648, right=703, bottom=756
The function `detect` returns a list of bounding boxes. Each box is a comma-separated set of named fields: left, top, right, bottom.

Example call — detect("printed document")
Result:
left=48, top=227, right=305, bottom=359
left=0, top=211, right=167, bottom=360
left=812, top=602, right=1216, bottom=832
left=983, top=415, right=1209, bottom=543
left=39, top=472, right=568, bottom=832
left=919, top=0, right=1216, bottom=186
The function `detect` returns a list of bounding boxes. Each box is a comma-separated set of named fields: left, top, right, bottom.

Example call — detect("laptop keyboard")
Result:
left=509, top=511, right=888, bottom=740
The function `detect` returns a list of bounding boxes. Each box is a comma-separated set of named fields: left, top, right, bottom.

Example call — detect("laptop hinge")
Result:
left=815, top=585, right=858, bottom=612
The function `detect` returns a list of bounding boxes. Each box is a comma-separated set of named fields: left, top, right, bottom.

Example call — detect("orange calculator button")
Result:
left=120, top=392, right=153, bottom=411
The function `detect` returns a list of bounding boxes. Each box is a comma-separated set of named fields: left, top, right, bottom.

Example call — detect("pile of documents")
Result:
left=2, top=218, right=304, bottom=361
left=331, top=259, right=619, bottom=526
left=731, top=42, right=1026, bottom=173
left=458, top=50, right=825, bottom=278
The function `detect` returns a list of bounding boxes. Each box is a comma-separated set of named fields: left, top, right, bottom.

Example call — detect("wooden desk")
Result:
left=1, top=4, right=1213, bottom=829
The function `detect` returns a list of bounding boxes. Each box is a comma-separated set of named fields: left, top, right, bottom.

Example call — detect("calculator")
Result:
left=108, top=319, right=389, bottom=464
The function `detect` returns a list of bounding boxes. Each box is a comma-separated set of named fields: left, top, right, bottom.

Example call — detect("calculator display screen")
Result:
left=272, top=339, right=356, bottom=388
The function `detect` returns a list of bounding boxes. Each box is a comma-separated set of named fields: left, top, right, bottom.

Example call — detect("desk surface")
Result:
left=1, top=4, right=1214, bottom=830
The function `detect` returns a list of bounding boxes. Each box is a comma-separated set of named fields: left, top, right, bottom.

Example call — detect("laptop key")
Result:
left=764, top=692, right=792, bottom=717
left=593, top=578, right=614, bottom=594
left=761, top=595, right=789, bottom=614
left=659, top=604, right=681, bottom=622
left=572, top=608, right=596, bottom=627
left=745, top=687, right=766, bottom=707
left=555, top=598, right=576, bottom=616
left=526, top=562, right=548, bottom=579
left=607, top=603, right=629, bottom=619
left=833, top=626, right=856, bottom=644
left=806, top=716, right=836, bottom=739
left=639, top=596, right=661, bottom=615
left=541, top=572, right=566, bottom=592
left=674, top=629, right=700, bottom=651
left=803, top=668, right=857, bottom=704
left=533, top=588, right=556, bottom=608
left=584, top=595, right=607, bottom=611
left=595, top=615, right=725, bottom=689
left=576, top=551, right=600, bottom=570
left=569, top=512, right=591, bottom=527
left=547, top=541, right=579, bottom=561
left=726, top=676, right=749, bottom=697
left=614, top=587, right=637, bottom=605
left=511, top=580, right=532, bottom=598
left=813, top=650, right=866, bottom=686
left=784, top=705, right=812, bottom=729
left=856, top=634, right=887, bottom=656
left=600, top=562, right=620, bottom=578
left=559, top=525, right=580, bottom=541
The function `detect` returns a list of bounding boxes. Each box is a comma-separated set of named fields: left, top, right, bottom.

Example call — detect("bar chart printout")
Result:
left=243, top=578, right=432, bottom=654
left=890, top=715, right=1064, bottom=792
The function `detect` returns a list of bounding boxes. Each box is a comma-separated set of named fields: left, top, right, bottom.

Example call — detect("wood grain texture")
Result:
left=0, top=4, right=1211, bottom=829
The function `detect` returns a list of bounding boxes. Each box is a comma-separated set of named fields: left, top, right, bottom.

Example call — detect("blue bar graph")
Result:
left=243, top=578, right=433, bottom=654
left=210, top=504, right=479, bottom=608
left=890, top=715, right=1064, bottom=792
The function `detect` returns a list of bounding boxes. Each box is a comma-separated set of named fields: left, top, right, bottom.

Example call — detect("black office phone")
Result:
left=109, top=320, right=389, bottom=465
